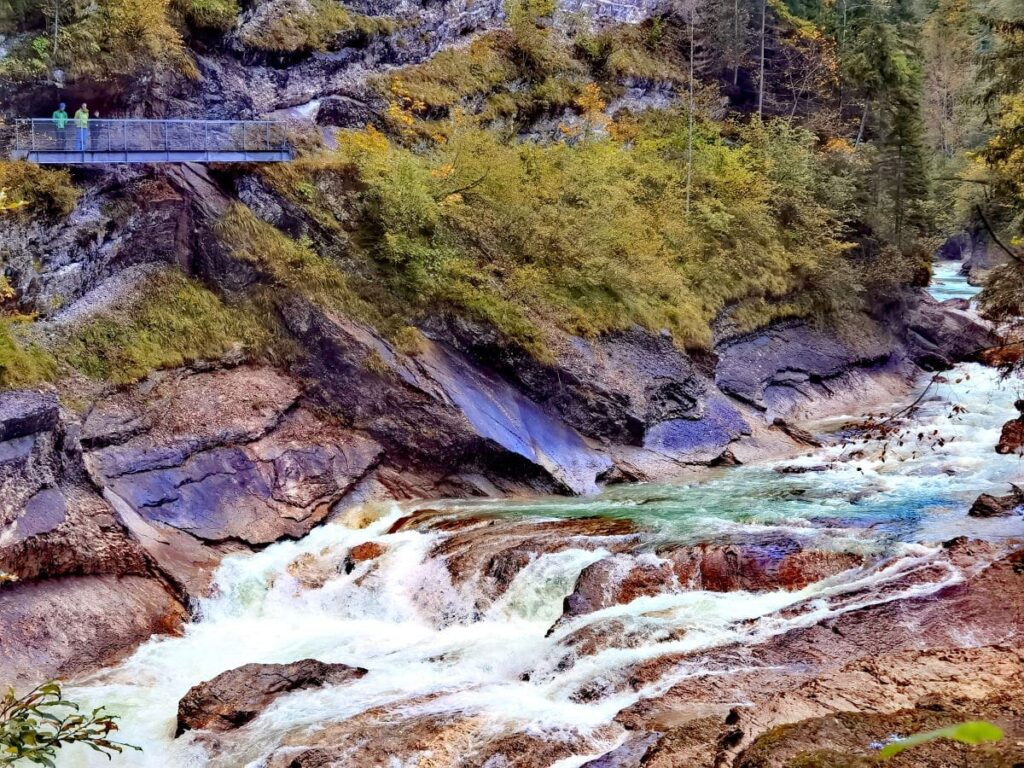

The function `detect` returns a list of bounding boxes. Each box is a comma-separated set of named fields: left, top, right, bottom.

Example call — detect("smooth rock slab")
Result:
left=85, top=367, right=383, bottom=546
left=107, top=412, right=382, bottom=544
left=0, top=575, right=185, bottom=689
left=176, top=659, right=368, bottom=734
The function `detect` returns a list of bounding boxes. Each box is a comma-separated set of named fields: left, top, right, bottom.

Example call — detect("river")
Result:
left=61, top=260, right=1022, bottom=767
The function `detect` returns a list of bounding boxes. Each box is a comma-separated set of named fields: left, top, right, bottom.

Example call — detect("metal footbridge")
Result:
left=12, top=119, right=293, bottom=164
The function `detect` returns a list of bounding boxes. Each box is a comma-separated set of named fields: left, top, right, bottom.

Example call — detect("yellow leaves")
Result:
left=823, top=136, right=855, bottom=154
left=337, top=125, right=391, bottom=158
left=575, top=83, right=607, bottom=115
left=0, top=188, right=27, bottom=214
left=558, top=122, right=582, bottom=141
left=432, top=164, right=456, bottom=179
left=608, top=115, right=641, bottom=144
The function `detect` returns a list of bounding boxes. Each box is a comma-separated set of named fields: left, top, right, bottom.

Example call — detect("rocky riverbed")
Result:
left=18, top=267, right=1012, bottom=767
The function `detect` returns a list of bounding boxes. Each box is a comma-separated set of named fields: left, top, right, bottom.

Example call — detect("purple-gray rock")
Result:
left=86, top=367, right=384, bottom=546
left=0, top=391, right=59, bottom=442
left=282, top=299, right=611, bottom=494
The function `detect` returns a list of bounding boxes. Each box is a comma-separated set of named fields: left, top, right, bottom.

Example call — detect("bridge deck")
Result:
left=13, top=118, right=293, bottom=165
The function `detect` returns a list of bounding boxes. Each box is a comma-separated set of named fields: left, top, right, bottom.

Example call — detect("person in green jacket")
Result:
left=52, top=103, right=68, bottom=150
left=74, top=103, right=89, bottom=151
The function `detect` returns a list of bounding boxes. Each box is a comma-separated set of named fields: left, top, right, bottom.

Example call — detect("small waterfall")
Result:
left=60, top=266, right=1023, bottom=767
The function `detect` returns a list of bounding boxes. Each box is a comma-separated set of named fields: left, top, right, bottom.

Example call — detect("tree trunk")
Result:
left=53, top=0, right=60, bottom=55
left=855, top=100, right=869, bottom=145
left=757, top=0, right=766, bottom=119
left=687, top=7, right=694, bottom=218
left=733, top=0, right=741, bottom=86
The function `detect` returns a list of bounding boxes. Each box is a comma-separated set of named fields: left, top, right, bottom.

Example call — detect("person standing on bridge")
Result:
left=74, top=103, right=90, bottom=151
left=52, top=103, right=68, bottom=150
left=92, top=111, right=106, bottom=151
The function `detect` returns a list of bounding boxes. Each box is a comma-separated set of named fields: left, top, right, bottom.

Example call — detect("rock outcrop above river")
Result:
left=996, top=400, right=1024, bottom=455
left=176, top=660, right=368, bottom=734
left=0, top=388, right=187, bottom=688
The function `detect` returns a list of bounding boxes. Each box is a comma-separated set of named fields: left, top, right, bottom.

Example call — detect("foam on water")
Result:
left=930, top=259, right=976, bottom=303
left=60, top=267, right=1023, bottom=766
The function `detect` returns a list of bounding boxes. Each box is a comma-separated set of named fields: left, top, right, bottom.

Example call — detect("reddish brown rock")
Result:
left=176, top=660, right=367, bottom=735
left=430, top=516, right=640, bottom=610
left=969, top=486, right=1024, bottom=517
left=557, top=544, right=864, bottom=629
left=348, top=541, right=385, bottom=562
left=776, top=549, right=864, bottom=590
left=0, top=575, right=185, bottom=689
left=610, top=542, right=1024, bottom=767
left=263, top=706, right=596, bottom=768
left=561, top=555, right=674, bottom=621
left=980, top=342, right=1024, bottom=370
left=996, top=416, right=1024, bottom=455
left=670, top=542, right=863, bottom=594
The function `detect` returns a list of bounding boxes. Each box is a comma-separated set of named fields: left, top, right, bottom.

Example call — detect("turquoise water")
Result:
left=930, top=259, right=975, bottom=302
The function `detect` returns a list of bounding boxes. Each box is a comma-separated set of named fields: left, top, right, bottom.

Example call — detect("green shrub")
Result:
left=0, top=0, right=197, bottom=82
left=0, top=162, right=79, bottom=219
left=0, top=318, right=56, bottom=390
left=238, top=0, right=388, bottom=53
left=171, top=0, right=240, bottom=31
left=256, top=113, right=865, bottom=354
left=57, top=270, right=272, bottom=384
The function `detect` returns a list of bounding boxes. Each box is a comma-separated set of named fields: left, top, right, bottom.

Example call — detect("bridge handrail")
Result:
left=13, top=118, right=292, bottom=156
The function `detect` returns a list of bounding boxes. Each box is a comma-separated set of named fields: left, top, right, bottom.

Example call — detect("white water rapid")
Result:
left=60, top=263, right=1022, bottom=767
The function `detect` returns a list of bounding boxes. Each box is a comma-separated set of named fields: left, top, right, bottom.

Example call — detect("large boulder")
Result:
left=996, top=404, right=1024, bottom=455
left=282, top=299, right=611, bottom=494
left=0, top=390, right=150, bottom=583
left=85, top=366, right=383, bottom=550
left=176, top=659, right=367, bottom=734
left=896, top=289, right=997, bottom=370
left=969, top=486, right=1024, bottom=517
left=0, top=575, right=185, bottom=689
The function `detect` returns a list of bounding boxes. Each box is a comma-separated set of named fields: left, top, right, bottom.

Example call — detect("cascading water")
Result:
left=60, top=266, right=1022, bottom=767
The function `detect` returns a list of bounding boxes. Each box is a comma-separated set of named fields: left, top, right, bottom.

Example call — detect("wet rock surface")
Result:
left=996, top=412, right=1024, bottom=455
left=607, top=541, right=1024, bottom=767
left=0, top=575, right=185, bottom=689
left=176, top=660, right=368, bottom=734
left=969, top=485, right=1024, bottom=517
left=0, top=390, right=151, bottom=583
left=85, top=366, right=383, bottom=548
left=262, top=708, right=595, bottom=768
left=558, top=543, right=864, bottom=623
left=426, top=514, right=641, bottom=612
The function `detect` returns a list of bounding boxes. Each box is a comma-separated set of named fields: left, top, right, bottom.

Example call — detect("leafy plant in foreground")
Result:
left=878, top=720, right=1004, bottom=759
left=0, top=682, right=139, bottom=765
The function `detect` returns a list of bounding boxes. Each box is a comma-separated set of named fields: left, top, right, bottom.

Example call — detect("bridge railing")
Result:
left=13, top=118, right=291, bottom=158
